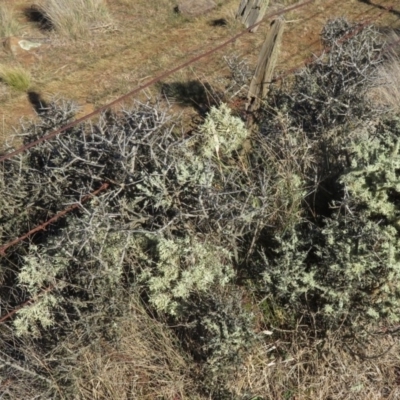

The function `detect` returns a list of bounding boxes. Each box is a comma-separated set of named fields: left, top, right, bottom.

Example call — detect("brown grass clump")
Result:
left=225, top=322, right=400, bottom=399
left=0, top=3, right=21, bottom=37
left=370, top=59, right=400, bottom=113
left=0, top=65, right=31, bottom=92
left=66, top=297, right=196, bottom=400
left=367, top=31, right=400, bottom=113
left=38, top=0, right=112, bottom=39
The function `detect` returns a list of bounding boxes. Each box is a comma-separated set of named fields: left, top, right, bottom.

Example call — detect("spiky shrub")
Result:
left=259, top=121, right=400, bottom=331
left=264, top=18, right=383, bottom=136
left=256, top=20, right=386, bottom=225
left=0, top=99, right=287, bottom=397
left=0, top=99, right=265, bottom=310
left=262, top=211, right=400, bottom=330
left=254, top=19, right=400, bottom=332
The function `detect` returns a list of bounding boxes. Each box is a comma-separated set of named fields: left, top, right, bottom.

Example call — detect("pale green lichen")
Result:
left=14, top=294, right=59, bottom=337
left=141, top=235, right=234, bottom=316
left=341, top=134, right=400, bottom=223
left=198, top=103, right=249, bottom=159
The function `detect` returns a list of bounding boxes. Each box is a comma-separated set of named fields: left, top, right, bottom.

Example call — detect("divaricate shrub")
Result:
left=2, top=16, right=399, bottom=399
left=263, top=18, right=383, bottom=136
left=255, top=19, right=400, bottom=332
left=262, top=211, right=400, bottom=329
left=0, top=98, right=282, bottom=397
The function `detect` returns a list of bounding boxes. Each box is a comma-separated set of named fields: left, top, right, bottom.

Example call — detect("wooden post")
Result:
left=236, top=0, right=269, bottom=33
left=246, top=18, right=284, bottom=127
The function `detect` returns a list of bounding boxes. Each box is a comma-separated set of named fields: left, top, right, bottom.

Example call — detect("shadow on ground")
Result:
left=210, top=18, right=228, bottom=27
left=159, top=80, right=224, bottom=115
left=28, top=91, right=49, bottom=115
left=23, top=6, right=53, bottom=32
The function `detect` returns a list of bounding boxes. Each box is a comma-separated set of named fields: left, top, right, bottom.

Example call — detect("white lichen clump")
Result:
left=142, top=235, right=234, bottom=316
left=199, top=103, right=249, bottom=158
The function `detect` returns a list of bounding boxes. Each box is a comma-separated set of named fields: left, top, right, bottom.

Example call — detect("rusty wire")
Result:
left=0, top=182, right=109, bottom=257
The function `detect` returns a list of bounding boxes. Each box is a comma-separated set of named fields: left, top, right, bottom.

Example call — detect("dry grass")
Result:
left=0, top=65, right=31, bottom=91
left=67, top=294, right=399, bottom=400
left=367, top=31, right=400, bottom=113
left=226, top=323, right=400, bottom=399
left=370, top=60, right=400, bottom=113
left=67, top=297, right=197, bottom=400
left=0, top=3, right=21, bottom=37
left=38, top=0, right=112, bottom=39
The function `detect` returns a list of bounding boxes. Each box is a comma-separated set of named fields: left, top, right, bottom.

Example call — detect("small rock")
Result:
left=3, top=37, right=43, bottom=65
left=177, top=0, right=217, bottom=17
left=18, top=40, right=42, bottom=51
left=4, top=37, right=41, bottom=56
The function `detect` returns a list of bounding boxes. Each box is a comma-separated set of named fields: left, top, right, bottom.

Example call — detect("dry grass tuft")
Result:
left=0, top=65, right=31, bottom=92
left=0, top=3, right=21, bottom=37
left=226, top=323, right=400, bottom=399
left=67, top=297, right=197, bottom=400
left=38, top=0, right=112, bottom=39
left=370, top=56, right=400, bottom=113
left=368, top=31, right=400, bottom=113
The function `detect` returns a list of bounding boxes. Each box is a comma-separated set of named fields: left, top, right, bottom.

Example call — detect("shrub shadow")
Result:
left=159, top=80, right=224, bottom=116
left=28, top=91, right=49, bottom=115
left=210, top=18, right=228, bottom=27
left=23, top=6, right=53, bottom=32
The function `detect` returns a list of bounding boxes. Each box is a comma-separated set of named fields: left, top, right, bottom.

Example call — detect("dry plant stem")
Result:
left=0, top=286, right=53, bottom=324
left=0, top=182, right=109, bottom=256
left=0, top=352, right=52, bottom=384
left=272, top=8, right=387, bottom=83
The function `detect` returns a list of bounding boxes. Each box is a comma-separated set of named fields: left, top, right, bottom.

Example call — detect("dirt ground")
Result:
left=0, top=0, right=399, bottom=148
